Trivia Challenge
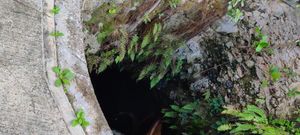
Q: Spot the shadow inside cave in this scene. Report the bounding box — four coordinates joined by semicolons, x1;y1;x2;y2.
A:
90;66;163;135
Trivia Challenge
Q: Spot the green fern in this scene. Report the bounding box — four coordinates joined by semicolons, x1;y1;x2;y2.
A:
218;105;299;135
141;34;151;49
128;35;139;61
152;23;162;42
137;64;156;81
115;29;128;63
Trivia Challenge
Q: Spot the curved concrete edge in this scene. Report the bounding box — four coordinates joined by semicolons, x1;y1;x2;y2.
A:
43;0;86;134
52;0;113;134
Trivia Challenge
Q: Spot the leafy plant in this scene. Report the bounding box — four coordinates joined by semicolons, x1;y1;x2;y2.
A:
218;105;300;135
50;31;64;37
162;101;204;134
208;97;224;115
143;13;151;24
92;27;184;88
72;109;90;128
269;66;281;81
52;66;75;92
169;0;181;9
296;40;300;46
254;27;270;52
227;0;245;22
51;6;60;15
87;3;186;89
97;23;115;44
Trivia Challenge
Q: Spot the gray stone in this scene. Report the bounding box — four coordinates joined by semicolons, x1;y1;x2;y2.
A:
215;16;238;33
245;60;255;68
190;78;211;92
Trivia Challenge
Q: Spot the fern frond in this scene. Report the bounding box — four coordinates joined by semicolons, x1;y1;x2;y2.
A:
115;29;128;63
141;34;151;49
138;64;156;81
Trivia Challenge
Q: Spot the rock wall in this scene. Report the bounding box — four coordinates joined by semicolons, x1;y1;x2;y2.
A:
181;0;300;118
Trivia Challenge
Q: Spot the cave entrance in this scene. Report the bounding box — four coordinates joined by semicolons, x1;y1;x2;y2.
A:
90;65;165;135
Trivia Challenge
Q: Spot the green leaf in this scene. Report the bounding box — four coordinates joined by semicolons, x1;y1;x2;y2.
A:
141;34;150;49
150;76;161;88
76;110;84;118
296;117;300;123
71;119;79;127
51;6;60;15
108;8;117;14
230;123;256;133
237;112;255;121
50;31;64;37
217;124;232;131
182;103;195;111
137;64;156;80
203;90;211;101
169;125;177;129
55;79;62;87
256;41;269;52
246;105;266;119
163;111;176;118
170;105;180;111
52;66;61;74
130;53;135;61
270;66;281;81
81;120;90;128
64;71;75;80
62;79;70;85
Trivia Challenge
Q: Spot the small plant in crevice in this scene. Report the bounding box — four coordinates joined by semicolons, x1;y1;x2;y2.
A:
253;27;270;53
143;12;151;24
227;0;245;22
269;66;281;81
218;105;300;135
52;66;75;92
72;109;90;128
50;31;64;37
50;5;60;15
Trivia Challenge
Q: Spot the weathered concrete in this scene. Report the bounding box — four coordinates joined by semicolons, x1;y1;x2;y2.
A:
55;0;112;134
0;0;111;134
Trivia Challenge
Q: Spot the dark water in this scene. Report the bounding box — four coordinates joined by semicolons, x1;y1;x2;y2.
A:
90;66;163;135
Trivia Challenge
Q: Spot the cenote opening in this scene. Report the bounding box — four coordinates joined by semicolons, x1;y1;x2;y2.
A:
90;65;171;135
